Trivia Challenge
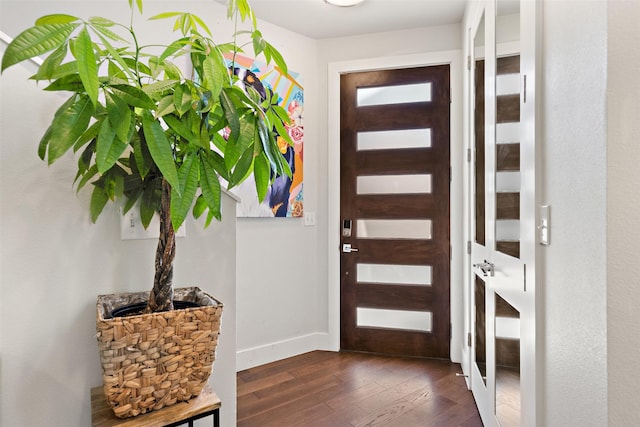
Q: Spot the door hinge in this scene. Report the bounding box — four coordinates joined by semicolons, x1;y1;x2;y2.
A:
449;165;452;182
523;74;527;103
467;55;471;71
450;245;453;260
450;323;452;340
467;241;471;255
467;332;472;347
467;148;471;163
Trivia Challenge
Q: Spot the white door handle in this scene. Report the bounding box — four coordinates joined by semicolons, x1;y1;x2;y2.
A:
473;260;494;277
342;243;359;253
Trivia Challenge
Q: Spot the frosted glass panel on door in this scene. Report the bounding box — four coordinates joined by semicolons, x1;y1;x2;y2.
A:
357;219;432;239
357;308;432;332
357;174;432;194
357;128;432;151
497;73;520;95
357;83;432;106
496;219;520;241
497;122;519;144
496;171;520;192
496;316;521;339
357;263;432;286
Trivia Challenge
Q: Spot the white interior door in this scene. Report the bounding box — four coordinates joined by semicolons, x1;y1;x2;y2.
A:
468;3;492;420
467;0;539;426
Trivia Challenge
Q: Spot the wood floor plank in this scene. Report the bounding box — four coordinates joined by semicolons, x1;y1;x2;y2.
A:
237;350;482;426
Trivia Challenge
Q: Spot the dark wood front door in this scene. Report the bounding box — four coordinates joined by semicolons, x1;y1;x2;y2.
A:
339;65;451;359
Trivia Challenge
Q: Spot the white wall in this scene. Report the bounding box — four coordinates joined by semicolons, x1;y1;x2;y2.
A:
0;2;238;425
607;1;640;425
541;0;608;425
233;21;322;370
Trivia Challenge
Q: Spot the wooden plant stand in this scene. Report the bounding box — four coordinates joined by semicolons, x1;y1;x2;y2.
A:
91;384;221;427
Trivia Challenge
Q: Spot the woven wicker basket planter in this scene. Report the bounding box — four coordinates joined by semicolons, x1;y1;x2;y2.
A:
95;287;223;419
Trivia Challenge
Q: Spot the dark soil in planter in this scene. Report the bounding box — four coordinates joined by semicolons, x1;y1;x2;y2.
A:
109;300;200;318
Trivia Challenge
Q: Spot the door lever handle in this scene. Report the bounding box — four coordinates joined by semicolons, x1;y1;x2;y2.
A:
473;260;494;277
342;243;359;253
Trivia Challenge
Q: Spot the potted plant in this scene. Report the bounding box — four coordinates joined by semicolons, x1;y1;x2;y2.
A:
1;0;292;418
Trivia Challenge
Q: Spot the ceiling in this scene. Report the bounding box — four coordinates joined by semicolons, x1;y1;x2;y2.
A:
219;0;468;39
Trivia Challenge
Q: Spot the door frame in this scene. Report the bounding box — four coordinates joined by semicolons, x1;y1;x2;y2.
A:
327;50;463;362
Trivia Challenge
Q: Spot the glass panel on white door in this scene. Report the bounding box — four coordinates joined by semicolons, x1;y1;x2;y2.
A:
495;292;521;427
357;83;432;106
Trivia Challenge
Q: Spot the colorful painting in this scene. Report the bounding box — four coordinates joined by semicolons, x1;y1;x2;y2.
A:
226;54;304;218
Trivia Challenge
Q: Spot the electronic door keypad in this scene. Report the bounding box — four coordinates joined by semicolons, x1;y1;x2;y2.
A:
342;219;352;237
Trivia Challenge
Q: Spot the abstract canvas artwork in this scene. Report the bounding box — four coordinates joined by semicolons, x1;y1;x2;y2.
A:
226;54;304;218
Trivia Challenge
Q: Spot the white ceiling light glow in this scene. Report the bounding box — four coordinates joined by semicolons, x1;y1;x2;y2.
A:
325;0;366;7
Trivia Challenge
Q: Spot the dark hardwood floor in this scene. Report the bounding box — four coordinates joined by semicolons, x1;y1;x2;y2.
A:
237;350;483;426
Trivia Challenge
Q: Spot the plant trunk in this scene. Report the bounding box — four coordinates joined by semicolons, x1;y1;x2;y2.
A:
146;178;175;312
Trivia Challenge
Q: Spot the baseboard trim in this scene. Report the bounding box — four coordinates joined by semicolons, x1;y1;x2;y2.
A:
236;332;330;371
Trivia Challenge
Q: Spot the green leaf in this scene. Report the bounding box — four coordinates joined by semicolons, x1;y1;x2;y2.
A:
253;151;270;202
252;30;266;57
90;22;128;43
199;153;222;220
88;17;116;27
192;194;208;219
74;27;99;106
90;185;109;223
264;42;288;76
220;87;240;140
141;111;180;192
272;112;292;148
122;182;141;215
76;137;95;172
2;23;79;72
170;153;199;230
140;179;159;228
162;60;183;80
271;104;292;125
73;118;102;152
142;79;179;95
191;14;212;37
173;84;192;116
96;116;128;174
155;95;176;118
110;84;156;109
36;14;80;25
76;164;99;193
33;41;67;81
132;131;152;179
37;61;78;81
208;148;230;181
38;126;53;161
237;0;253;23
160;38;190;61
47;94;95;164
202;55;224;100
93;32;136;81
256;118;277;169
43;74;85;92
149;11;183;21
163;114;195;141
105;91;132;142
230;145;254;188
